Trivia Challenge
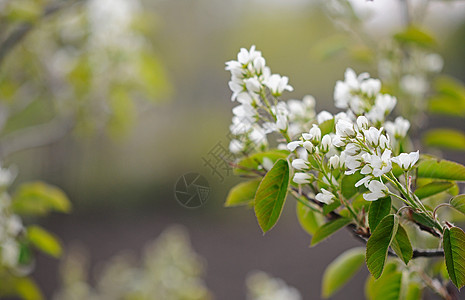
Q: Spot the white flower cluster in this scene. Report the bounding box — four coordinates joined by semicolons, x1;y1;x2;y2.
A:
226;46;315;154
246;271;302;300
288;69;421;203
0;165;22;269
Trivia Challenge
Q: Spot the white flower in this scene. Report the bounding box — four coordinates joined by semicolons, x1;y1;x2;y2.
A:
366;94;397;123
329;155;340;169
265;74;293;95
335;119;355;138
262;158;274;171
344;143;360;156
292;159;309;170
288;96;315;120
392;151;419;170
400;75;428;96
303;125;321;144
273;102;289;130
320;135;332;153
250;126;268;146
0;166;14;188
385;117;410;139
2;239;19;267
425;53;443;73
363;127;383;147
229;139;244;154
363;180;388;201
237;45;261;65
360;149;392;177
244;77;262;93
315;188;335;205
356;116;369;131
317;111;333;124
303;141;315;153
287;141;302;152
293;173;312;184
360;78;381;97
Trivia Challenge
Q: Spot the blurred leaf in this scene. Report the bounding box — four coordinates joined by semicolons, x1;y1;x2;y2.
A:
394;26;436;48
443;226;465;290
365;267;403;300
234;150;288;175
405;282;422;300
27;225;62;258
423;129;465;151
368;196;391;232
311;35;349;60
6;1;42;23
14;277;44;300
322;200;341;215
414;181;454;199
320;118;335;136
417;155;465;181
321;247;365;298
391;224;413;265
311;217;351;246
254;159;289;233
12;181;71;216
225;179;260;207
450;195;465;215
296;201;323;236
429;76;465;116
138;51;172;100
366;214;399;279
107;87;135;138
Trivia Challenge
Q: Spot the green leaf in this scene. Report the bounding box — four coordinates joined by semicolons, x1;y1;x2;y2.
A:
341;172;367;199
254;159;290;233
320;118;335;136
393;26;436;48
450;195;465;215
429;76;465;117
368;196;391;232
423;129;465;151
235;150;288;175
225;179;260;207
414;181;454;199
417;156;465;181
366;269;403;300
405;282;422;300
311;218;351;246
12;182;71;216
14;277;44;300
27;226;62;258
366;214;399;279
443;226;465;290
322;247;365;298
322;200;341;215
391;224;413;265
296;202;323;236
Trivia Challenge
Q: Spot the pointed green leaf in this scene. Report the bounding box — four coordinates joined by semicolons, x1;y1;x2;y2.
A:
368;196;391;231
405;282;422;300
341;172;367;199
414;181;454;199
235;150;288;175
365;269;403;300
12;182;71;216
322;247;365;298
423;129;465;151
296;202;323;236
322;200;341;215
225;179;260;207
27;225;62;258
391;224;413;265
450;195;465;215
319;118;335;136
366;214;399;279
393;26;436;48
254;159;289;233
417;156;465;181
443;226;465;290
311;217;351;246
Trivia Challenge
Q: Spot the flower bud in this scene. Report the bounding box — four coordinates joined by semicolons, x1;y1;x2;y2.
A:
356;116;369;130
329;155;340;169
336;119;355;138
293;173;313;184
292;159;309;170
303;141;315;154
309;124;322;144
320;135;332;153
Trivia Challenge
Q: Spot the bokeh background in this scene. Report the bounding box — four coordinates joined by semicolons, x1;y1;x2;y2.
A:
2;0;465;298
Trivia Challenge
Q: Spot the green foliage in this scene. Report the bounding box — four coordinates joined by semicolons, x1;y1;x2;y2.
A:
443;226;465;290
321;247;365;298
365;263;403;300
414;181;455;199
405;282;422;300
234;150;288;175
391;224;413;265
450;194;465;215
27;225;62;258
428;76;465;117
0;275;44;300
393;26;436;48
225;179;261;207
296;202;323;236
254;159;290;233
423;129;465;151
341;172;366;199
12;181;71;216
417;156;465;181
319;118;335;136
366;214;399;279
311;218;351;246
368;196;391;232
